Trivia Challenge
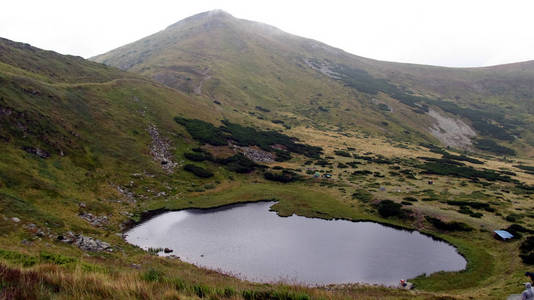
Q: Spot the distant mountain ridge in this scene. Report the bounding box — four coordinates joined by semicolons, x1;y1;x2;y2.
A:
92;10;534;157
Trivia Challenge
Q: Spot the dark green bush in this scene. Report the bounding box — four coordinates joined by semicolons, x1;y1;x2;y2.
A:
274;150;292;162
175;117;323;158
184;164;213;178
346;161;361;168
420;160;515;183
442;153;484;164
520;236;534;265
255;106;270;112
216;154;259;173
514;165;534;174
184;151;213;162
352;170;372;176
334;150;351;157
425;216;473;231
474;139;516;156
376;200;407;218
264;171;299;183
446;200;491;210
174;117;227;146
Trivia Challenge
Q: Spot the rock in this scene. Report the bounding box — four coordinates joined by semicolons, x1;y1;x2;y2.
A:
74;234;112;252
164;248;173;253
57;232;111;252
11;217;20;223
79;202;86;209
131;263;141;269
148;124;177;172
22;146;50;159
79;213;109;227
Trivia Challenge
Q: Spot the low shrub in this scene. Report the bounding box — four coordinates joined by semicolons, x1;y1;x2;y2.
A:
442;153;484;164
217;154;260;173
184;164;214;178
474;139;516;156
184;151;213;162
425;216;472;231
334;150;351;157
520;236;534;265
264;171;299;183
352;170;372;176
376;200;407;218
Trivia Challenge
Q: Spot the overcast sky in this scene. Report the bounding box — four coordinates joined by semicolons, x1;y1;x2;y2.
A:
1;0;533;67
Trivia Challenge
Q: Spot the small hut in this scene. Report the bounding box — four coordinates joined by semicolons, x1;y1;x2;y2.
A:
493;230;514;241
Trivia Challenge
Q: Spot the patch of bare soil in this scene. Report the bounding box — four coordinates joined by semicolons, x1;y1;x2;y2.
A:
427;109;476;149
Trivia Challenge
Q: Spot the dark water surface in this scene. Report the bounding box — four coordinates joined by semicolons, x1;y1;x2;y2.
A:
126;201;466;285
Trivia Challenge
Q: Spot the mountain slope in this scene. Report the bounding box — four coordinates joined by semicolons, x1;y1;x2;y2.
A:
0;37;453;299
92;10;534;157
3;35;534;299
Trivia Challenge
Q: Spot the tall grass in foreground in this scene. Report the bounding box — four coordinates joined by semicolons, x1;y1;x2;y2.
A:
0;261;459;300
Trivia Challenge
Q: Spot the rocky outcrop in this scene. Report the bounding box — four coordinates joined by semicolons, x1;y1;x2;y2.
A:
58;232;112;252
234;145;274;162
148;124;176;172
22;146;50;158
79;213;109;227
427;109;477;149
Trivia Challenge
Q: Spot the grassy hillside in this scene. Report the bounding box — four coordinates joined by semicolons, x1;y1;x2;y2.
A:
92;10;534;157
2;21;534;299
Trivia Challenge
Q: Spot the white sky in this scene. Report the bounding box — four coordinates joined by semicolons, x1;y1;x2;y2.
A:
1;0;533;67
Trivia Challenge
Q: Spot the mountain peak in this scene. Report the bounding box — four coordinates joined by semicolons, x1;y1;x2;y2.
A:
166;9;234;29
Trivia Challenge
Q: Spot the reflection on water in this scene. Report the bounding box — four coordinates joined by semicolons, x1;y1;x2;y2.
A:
126;201;466;285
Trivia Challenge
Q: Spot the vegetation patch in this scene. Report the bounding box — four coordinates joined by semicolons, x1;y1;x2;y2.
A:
425;216;473;232
514;164;534;175
352;189;373;202
242;289;310;300
183;164;214;178
419;160;515;183
264;170;299;183
174;117;227;146
474;139;516;156
442;153;483;164
334;150;351;157
175;117;322;158
520;236;534;265
445;200;493;211
184;151;213;162
216;154;261;173
376;200;409;218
